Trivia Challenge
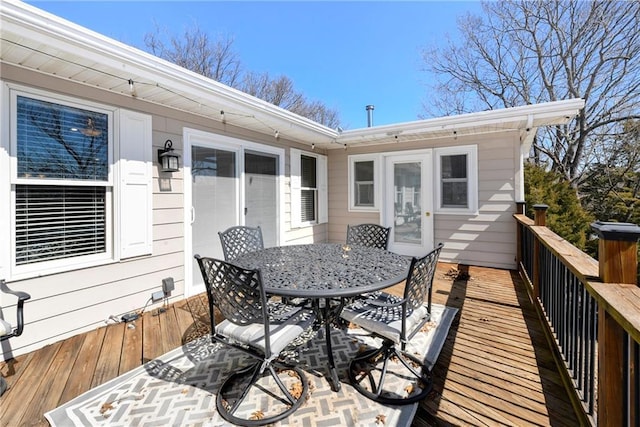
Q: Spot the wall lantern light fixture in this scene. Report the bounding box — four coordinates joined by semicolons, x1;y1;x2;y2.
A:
158;139;180;172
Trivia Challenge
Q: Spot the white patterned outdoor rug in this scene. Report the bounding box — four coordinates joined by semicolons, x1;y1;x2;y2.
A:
46;304;457;427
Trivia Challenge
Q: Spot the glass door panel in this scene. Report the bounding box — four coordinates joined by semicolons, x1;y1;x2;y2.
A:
384;152;433;256
393;162;422;245
191;146;238;291
244;151;278;248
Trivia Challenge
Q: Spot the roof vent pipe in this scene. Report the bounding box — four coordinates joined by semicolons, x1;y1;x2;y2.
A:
366;105;375;127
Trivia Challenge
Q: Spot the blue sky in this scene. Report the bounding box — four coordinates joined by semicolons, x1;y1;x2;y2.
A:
27;1;483;129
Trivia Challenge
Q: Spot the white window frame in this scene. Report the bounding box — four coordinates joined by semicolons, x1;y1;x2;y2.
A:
348;154;380;212
434;145;478;215
290;148;327;228
3;83;152;280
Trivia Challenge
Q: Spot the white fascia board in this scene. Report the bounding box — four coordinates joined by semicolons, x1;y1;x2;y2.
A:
338;99;585;143
1;0;337;141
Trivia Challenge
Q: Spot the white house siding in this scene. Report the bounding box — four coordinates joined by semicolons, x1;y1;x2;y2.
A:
0;64;323;360
327;132;518;270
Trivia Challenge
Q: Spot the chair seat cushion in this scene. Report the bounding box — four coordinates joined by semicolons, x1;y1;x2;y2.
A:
0;318;12;337
217;306;316;356
341;292;430;345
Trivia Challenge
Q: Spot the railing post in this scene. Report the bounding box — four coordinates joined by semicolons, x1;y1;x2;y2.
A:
591;221;640;426
532;204;548;300
516;202;526;268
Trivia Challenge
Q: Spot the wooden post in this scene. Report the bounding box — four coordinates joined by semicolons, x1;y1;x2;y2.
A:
591;221;640;426
532;204;548;300
515;202;526;268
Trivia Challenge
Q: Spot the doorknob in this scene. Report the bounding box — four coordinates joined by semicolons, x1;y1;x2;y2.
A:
425;211;431;217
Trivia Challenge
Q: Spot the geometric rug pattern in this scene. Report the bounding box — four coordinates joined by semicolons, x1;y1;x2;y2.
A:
46;304;457;427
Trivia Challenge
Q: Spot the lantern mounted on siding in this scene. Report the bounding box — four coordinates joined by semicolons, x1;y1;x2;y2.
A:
158;139;180;172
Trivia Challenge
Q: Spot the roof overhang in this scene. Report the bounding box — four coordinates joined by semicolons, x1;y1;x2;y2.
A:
1;0;585;149
335;98;585;149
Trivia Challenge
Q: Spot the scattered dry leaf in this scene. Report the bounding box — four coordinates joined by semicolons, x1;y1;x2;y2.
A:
348;322;358;329
249;410;265;420
376;414;387;424
444;267;471;281
220;399;231;411
100;402;114;415
290;381;304;399
405;383;415;396
357;344;369;354
420;321;436;332
181;388;189;394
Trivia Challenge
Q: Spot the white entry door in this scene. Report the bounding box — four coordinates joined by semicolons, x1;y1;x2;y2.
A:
184;130;283;296
384;152;434;257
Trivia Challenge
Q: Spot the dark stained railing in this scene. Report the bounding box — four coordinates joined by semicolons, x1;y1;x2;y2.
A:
515;203;640;427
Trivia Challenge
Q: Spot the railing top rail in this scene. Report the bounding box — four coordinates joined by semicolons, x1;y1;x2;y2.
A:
514;213;534;227
522;222;599;282
588;281;640;344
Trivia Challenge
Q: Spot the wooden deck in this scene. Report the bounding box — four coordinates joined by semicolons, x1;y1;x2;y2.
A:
0;263;579;426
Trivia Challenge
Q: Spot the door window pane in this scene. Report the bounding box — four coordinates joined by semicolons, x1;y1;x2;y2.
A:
245;152;278;247
191;146;238;263
393;162;421;245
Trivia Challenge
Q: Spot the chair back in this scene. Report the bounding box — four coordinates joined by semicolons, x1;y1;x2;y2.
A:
218;225;264;261
346;223;391;249
0;279;31;341
194;256;267;327
404;243;443;313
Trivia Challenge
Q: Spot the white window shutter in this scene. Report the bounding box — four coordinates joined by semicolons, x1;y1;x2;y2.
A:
118;110;153;258
290;148;301;228
318;154;328;224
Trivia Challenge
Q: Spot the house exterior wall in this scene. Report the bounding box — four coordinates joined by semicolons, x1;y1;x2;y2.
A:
327;132;518;270
0;63;326;360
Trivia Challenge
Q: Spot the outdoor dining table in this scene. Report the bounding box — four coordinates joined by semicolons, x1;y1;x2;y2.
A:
233;242;412;392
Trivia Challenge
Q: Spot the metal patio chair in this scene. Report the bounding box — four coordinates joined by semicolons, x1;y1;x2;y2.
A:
194;255;316;426
1;279;31;396
218;225;264;261
346;223;391;250
340;243;443;405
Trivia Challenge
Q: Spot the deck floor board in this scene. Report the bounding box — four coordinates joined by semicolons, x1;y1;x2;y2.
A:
0;263;580;426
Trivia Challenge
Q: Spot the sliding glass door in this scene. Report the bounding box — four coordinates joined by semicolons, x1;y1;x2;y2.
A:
185;130;282;296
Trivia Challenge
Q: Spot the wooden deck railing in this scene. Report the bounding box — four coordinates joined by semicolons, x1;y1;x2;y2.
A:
515;203;640;427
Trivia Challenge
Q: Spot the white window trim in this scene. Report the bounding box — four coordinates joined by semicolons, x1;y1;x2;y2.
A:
290;148;327;228
434;144;478;215
348;154;381;212
3;83;152;281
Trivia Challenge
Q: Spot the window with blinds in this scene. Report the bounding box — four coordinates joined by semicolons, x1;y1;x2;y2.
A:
15;185;107;265
14;95;110;265
300;155;317;222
